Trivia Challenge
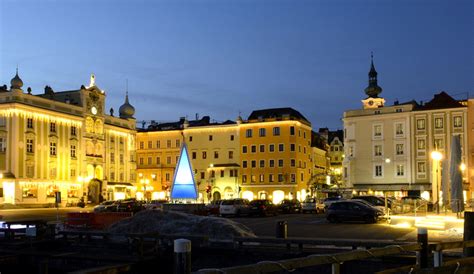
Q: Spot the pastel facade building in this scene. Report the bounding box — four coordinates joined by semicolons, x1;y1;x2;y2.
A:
0;72;137;206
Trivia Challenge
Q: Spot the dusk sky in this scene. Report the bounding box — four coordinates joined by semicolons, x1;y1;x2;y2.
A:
1;0;472;129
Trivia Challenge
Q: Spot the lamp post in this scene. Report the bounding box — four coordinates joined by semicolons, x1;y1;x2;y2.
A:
431;151;443;214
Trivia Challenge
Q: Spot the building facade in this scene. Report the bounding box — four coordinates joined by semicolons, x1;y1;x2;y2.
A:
343;58;469;202
0;72;137;206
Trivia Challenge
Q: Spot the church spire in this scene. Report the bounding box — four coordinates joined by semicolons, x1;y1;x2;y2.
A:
364;52;382;98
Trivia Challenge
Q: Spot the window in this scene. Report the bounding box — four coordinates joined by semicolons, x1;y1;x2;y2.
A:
228;151;233;159
140;142;144;149
148;141;152;148
192;152;197;159
374;145;382;156
26;139;34;153
417;139;426;150
167;156;171;164
167;140;171;148
176;140;180;147
50;142;57;156
166;173;170;181
201;172;205;179
110;137;115;143
71;126;76;136
269;160;275;167
278;174;284;182
156;156;161;164
303;131;306;138
374;165;383;177
259;128;266;137
148;157;152;165
156;140;160;148
269;144;275;152
209;135;213;141
251;160;256;168
259;145;265;153
269;174;274;182
251;175;256;183
139;157;144;165
220;170;224;178
434;138;444;150
396;144;404;155
242;161;247;168
435;117;444;129
176;156;179;163
23;183;38;198
395;123;404;136
242;146;248;153
396;108;402;113
290;144;295;152
416;119;425;130
454;116;462;128
278;159;283;167
273;127;280;136
110;152;115;163
27;118;33;129
70;145;76;158
259;174;264;182
291;174;296;183
396;164;405;176
189;136;193;142
26;165;34;178
242;175;247;183
246;129;252;138
251;145;256;153
230;135;234;141
373;125;382;138
119;137;123;144
50;122;56;133
202;151;207;159
417;162;426;173
260;160;265;168
0;137;5;152
290;126;295;135
291;159;295;167
278;144;284;152
214;151;219;159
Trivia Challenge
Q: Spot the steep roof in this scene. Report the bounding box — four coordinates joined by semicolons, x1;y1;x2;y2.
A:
247;107;310;124
416;91;464;110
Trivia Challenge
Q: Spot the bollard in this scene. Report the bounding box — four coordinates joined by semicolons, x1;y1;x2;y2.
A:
174;239;191;274
276;221;288;239
416;228;428;268
464;212;474;257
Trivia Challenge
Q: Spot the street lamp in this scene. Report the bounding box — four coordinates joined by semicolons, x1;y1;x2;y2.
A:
431;151;443;214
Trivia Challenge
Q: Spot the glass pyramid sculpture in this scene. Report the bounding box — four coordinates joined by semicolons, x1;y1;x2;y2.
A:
170;143;198;199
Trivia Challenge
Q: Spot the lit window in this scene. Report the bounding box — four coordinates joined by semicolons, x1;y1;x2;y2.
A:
416;119;425;130
70;145;76;158
50;142;57;156
417;139;425;150
50;122;56;133
27;118;33;129
454;116;462;128
417;162;426;173
395;123;404;136
435;118;443;129
396;164;405;176
71;126;76;136
396;144;404;155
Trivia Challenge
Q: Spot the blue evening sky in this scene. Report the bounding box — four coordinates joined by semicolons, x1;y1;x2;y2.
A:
0;0;472;129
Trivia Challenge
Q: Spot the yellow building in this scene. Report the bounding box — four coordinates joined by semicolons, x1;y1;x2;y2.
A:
239;108;313;203
0;71;137;206
136;116;239;202
343;57;468;202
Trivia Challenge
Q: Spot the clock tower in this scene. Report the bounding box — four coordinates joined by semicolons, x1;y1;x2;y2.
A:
361;53;385;109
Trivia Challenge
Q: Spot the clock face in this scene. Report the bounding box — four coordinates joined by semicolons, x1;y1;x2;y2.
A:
368;100;374;106
91;106;98;115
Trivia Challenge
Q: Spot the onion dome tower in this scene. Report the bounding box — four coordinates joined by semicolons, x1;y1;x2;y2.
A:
361;53;385;109
119;91;135;119
10;68;23;91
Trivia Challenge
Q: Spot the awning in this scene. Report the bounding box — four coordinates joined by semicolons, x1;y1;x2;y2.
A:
353;183;431;191
107;182;134;187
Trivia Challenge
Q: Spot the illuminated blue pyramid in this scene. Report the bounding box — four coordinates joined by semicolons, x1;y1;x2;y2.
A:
171;143;197;199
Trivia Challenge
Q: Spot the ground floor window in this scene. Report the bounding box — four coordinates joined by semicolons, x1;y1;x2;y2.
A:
68;185;80;198
22;183;38;198
46;184;59;197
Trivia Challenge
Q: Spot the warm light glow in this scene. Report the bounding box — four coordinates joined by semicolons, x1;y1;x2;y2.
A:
0;109;82;127
114;192;126;200
326;175;331;185
394;222;412;229
242;191;254;201
460;163;466;172
421;191;431;201
272;190;285;204
431;151;443;161
385;158;391;164
77;176;83;183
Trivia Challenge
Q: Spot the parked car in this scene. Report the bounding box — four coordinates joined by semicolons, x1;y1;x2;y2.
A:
144;199;168;210
205;199;222;216
220;199;250;217
323;197;344;208
249;199;278;216
278;199;302;213
116;200;145;213
301;197;325;213
93;200;116;212
326;200;384;224
352;195;391;209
